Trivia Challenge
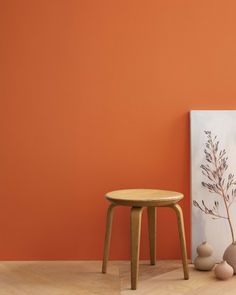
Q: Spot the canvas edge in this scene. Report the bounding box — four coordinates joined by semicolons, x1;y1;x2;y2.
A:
189;110;194;263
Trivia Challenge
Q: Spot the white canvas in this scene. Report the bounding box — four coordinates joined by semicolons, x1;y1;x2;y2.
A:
191;110;236;261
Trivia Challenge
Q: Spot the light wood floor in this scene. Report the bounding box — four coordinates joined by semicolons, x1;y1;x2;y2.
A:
0;260;236;294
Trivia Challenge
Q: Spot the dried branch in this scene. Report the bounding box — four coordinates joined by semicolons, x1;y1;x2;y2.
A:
193;130;236;243
193;200;227;219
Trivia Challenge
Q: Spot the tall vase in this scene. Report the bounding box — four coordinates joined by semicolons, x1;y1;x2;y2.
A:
223;242;236;274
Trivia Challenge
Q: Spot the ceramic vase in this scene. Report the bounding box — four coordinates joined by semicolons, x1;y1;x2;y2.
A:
194;241;215;271
223;242;236;274
214;261;234;280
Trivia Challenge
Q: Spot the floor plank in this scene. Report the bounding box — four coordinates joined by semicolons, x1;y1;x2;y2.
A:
0;261;120;295
0;260;235;294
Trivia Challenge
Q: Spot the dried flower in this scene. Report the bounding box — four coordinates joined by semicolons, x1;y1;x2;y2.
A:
193;131;236;243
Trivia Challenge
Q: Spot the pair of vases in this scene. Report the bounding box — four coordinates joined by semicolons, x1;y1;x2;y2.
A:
194;241;236;280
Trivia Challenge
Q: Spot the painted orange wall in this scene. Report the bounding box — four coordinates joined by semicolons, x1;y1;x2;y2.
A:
1;0;236;260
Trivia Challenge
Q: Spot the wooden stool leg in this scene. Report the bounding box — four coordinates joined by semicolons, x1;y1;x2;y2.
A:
102;204;116;273
130;207;143;290
172;204;189;280
147;207;156;265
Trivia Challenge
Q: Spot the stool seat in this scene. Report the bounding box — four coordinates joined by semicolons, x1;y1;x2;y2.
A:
106;189;183;207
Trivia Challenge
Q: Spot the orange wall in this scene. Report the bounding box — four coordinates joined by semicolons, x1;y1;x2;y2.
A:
1;0;236;260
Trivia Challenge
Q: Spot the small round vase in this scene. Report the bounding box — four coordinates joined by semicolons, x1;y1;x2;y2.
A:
194;241;215;271
197;241;213;257
194;256;215;271
223;242;236;274
214;261;234;280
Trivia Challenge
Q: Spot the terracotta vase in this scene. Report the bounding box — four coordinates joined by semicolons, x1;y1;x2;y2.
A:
194;241;215;271
223;242;236;274
214;261;234;280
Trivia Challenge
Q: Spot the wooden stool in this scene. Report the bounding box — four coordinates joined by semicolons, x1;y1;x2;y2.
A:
102;189;189;290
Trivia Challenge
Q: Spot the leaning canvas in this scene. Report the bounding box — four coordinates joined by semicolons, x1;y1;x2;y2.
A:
191;110;236;261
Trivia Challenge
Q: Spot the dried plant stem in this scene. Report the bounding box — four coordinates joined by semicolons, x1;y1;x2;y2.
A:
210;137;235;243
193;203;227;219
193;130;236;244
222;189;235;243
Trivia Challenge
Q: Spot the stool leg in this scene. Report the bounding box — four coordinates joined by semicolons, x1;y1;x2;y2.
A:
172;204;189;280
147;207;156;265
102;204;116;273
130;207;143;290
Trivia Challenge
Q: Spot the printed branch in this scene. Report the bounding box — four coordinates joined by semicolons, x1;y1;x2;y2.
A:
193;131;236;243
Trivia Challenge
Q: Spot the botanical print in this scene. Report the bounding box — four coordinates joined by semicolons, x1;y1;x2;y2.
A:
193;131;236;243
191;111;236;261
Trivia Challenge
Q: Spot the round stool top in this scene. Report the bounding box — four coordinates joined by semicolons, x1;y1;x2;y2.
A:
105;189;183;207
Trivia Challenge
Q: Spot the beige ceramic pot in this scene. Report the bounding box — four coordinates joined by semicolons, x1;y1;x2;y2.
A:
194;242;215;271
214;261;234;280
223;242;236;274
194;256;215;271
197;241;213;257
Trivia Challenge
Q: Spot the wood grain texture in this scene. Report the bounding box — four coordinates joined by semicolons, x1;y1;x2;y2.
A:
105;189;183;207
102;189;189;289
130;207;143;290
1;261;236;294
102;204;116;273
147;206;156;265
0;261;120;295
171;204;189;280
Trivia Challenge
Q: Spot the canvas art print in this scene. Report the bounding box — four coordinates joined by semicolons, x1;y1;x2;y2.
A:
191;110;236;261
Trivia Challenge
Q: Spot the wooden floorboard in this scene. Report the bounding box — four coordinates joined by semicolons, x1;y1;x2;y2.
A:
0;260;235;294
